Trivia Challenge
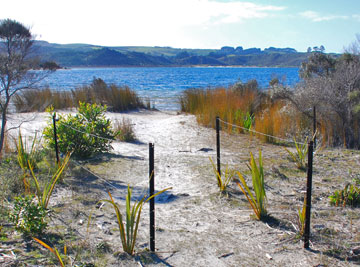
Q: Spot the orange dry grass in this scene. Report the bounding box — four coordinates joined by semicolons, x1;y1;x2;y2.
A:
181;87;258;130
254;101;291;142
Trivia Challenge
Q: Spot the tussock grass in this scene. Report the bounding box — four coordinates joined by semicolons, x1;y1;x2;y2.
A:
113;118;136;142
180;81;260;130
180;82;311;144
13;78;145;113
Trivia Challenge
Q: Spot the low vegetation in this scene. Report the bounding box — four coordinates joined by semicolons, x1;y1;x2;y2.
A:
329;183;360;207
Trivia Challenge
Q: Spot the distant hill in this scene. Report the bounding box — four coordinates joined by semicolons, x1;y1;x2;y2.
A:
33;41;312;68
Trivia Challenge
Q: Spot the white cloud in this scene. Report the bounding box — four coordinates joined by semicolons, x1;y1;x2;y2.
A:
353;14;360;21
0;0;285;46
300;10;348;22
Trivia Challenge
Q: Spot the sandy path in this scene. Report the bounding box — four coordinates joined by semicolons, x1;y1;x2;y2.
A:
6;110;359;266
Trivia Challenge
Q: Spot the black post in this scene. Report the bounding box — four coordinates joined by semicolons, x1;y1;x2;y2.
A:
149;143;155;252
53;113;60;165
304;141;314;249
216;116;221;176
313;106;317;149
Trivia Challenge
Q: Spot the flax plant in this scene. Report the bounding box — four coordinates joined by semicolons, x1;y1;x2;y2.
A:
29;153;71;209
16;130;39;170
236;150;268;220
209;157;235;193
88;185;171;255
16;130;40;193
285;136;309;170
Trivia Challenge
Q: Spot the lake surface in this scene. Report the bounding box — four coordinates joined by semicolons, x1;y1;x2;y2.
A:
40;67;300;111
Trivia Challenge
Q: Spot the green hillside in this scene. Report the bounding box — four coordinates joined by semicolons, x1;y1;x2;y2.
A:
33;41;311;67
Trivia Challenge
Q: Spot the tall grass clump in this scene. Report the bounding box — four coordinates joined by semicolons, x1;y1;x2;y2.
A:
236;150;268;220
13;88;74;112
13;78;145;112
180;80;260;130
71;78;144;112
113;118;136;142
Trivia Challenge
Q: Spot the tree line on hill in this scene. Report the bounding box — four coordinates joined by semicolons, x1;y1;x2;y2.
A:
33;41;321;68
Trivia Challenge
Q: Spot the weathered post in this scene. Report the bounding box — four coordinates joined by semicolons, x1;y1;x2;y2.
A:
149;143;155;252
304;141;314;249
313;106;317;149
216;116;221;176
53;112;60;165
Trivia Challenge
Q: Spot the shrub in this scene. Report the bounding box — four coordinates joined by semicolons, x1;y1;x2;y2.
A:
8;195;48;235
43;102;116;158
329;183;360;207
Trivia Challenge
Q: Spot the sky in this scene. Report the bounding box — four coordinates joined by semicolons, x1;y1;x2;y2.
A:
1;0;359;53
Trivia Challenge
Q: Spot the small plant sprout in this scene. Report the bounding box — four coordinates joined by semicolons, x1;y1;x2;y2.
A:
88;185;172;255
297;198;306;237
209;157;235;193
33;238;67;267
236;150;268;220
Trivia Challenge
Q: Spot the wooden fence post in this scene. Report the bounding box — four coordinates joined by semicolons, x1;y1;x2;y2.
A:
313;106;317;149
216;116;221;176
149;143;155;252
304;141;314;249
53;112;60;165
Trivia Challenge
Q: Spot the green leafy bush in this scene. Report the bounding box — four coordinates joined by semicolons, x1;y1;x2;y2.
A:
8;195;48;235
329;183;360;207
43;102;116;158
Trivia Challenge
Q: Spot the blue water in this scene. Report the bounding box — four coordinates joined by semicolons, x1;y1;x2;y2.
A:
40;67;300;111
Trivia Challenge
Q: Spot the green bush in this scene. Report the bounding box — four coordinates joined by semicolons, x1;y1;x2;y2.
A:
43;102;116;158
8;195;48;235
